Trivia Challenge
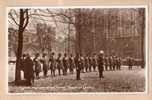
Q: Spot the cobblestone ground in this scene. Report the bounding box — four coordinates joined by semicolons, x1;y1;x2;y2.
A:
8;66;145;93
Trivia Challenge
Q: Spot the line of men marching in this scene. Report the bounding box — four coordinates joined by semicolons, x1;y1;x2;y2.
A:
20;50;133;86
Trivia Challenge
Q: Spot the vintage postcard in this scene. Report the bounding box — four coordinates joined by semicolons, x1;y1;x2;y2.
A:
7;6;148;94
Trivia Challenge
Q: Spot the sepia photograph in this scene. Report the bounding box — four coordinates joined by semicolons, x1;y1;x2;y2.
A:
7;6;147;93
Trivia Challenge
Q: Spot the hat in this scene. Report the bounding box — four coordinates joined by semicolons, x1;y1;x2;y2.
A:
99;50;104;54
26;53;30;57
23;53;26;57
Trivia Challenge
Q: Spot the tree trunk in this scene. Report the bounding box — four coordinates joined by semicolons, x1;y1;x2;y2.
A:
141;9;145;68
15;9;27;85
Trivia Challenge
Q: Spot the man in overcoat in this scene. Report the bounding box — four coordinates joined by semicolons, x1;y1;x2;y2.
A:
56;53;62;75
75;53;81;80
41;53;48;77
69;54;75;74
92;53;97;71
49;52;56;76
24;54;34;86
62;53;68;75
33;53;42;79
97;50;104;79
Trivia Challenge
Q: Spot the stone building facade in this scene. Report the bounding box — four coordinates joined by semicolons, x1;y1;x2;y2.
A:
75;8;145;59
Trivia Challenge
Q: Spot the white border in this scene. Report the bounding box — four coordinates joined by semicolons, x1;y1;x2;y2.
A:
6;5;148;95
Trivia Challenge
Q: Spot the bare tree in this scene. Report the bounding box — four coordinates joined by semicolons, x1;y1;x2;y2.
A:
9;9;29;84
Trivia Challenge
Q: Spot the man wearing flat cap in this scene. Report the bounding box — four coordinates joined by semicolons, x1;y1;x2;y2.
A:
97;50;104;79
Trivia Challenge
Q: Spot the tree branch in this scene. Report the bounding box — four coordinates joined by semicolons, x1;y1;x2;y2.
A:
23;9;29;30
9;12;19;26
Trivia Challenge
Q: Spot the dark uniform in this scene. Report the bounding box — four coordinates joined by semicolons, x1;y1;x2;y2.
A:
62;53;68;75
112;56;116;70
109;56;113;71
41;54;48;77
33;54;42;79
118;57;121;70
115;57;120;70
24;55;34;86
128;57;133;70
85;56;89;72
97;53;104;78
75;53;81;80
49;53;56;76
80;54;85;73
88;56;93;72
92;54;97;71
105;57;109;71
69;54;75;74
56;53;62;75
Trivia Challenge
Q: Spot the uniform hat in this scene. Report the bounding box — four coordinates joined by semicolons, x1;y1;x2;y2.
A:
43;53;46;56
26;53;30;57
23;53;26;57
52;52;55;55
35;53;39;57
